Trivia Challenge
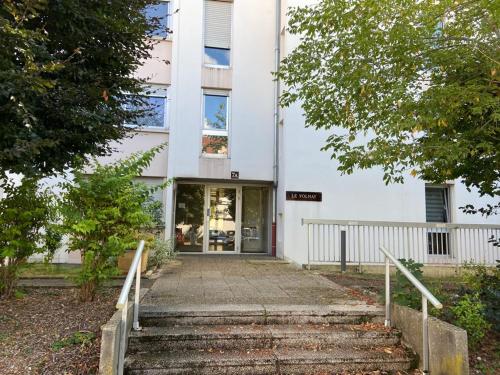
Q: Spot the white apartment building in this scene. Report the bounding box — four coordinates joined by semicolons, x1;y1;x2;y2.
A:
53;0;500;266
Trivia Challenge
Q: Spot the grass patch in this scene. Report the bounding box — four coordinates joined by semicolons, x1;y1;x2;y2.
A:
14;290;27;299
51;331;95;351
19;263;81;278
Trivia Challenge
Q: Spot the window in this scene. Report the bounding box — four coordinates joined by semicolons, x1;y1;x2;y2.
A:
425;186;449;223
202;90;229;156
125;87;168;129
425;186;450;255
204;0;232;66
145;1;170;38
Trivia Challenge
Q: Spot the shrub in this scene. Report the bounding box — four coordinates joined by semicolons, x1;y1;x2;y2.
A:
461;262;500;331
392;258;424;310
451;293;491;348
148;238;176;269
60;144;168;301
0;178;59;298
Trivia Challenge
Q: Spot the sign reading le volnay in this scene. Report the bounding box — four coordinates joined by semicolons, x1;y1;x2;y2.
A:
286;191;322;202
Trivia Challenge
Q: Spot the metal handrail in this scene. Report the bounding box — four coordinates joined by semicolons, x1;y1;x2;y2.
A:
380;245;442;374
116;240;145;375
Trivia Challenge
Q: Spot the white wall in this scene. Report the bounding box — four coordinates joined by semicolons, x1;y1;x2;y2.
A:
230;0;275;181
91;132;169;177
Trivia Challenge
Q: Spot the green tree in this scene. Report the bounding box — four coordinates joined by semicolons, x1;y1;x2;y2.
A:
0;0;165;179
0;178;59;298
278;0;499;197
60;144;168;301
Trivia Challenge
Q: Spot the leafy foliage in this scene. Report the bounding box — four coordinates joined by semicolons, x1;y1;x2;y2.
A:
451;293;491;348
461;262;500;331
0;177;59;298
0;0;165;179
148;238;176;269
278;0;499;197
60;144;168;301
392;258;425;309
51;331;95;351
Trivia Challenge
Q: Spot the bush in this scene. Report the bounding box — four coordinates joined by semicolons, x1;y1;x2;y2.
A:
451;293;491;348
60;144;168;301
0;178;59;298
393;258;424;310
148;238;176;269
461;262;500;331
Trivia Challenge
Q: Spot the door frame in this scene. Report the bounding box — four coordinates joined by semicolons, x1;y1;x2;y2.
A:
203;184;242;253
174;181;272;255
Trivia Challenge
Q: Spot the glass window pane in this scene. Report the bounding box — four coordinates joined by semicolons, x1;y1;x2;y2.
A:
126;95;166;128
204;95;227;130
145;2;169;37
202;135;228;155
175;184;205;253
208;188;236;252
204;47;230;66
241;187;268;253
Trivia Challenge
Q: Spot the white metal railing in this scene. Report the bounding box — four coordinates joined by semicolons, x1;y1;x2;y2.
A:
302;219;500;269
381;245;443;374
116;240;145;375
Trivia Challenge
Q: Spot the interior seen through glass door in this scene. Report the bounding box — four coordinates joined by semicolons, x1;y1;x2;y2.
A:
174;184;204;252
208;187;236;252
241;186;268;253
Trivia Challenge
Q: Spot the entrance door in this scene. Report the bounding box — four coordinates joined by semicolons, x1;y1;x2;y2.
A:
174;184;205;253
206;186;240;252
241;186;268;253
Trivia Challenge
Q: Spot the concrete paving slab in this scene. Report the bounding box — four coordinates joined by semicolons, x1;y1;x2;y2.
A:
141;255;369;307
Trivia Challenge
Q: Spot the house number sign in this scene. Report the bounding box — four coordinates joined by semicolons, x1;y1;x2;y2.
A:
286;191;322;202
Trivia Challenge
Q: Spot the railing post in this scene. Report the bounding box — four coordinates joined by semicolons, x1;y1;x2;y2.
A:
307;224;311;270
385;256;391;327
117;300;128;375
340;230;347;272
133;254;142;331
422;295;429;374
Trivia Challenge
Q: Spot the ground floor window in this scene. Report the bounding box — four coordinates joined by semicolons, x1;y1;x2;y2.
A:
174;183;269;254
425;185;450;256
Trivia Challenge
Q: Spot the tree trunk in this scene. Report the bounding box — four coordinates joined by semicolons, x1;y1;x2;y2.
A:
0;263;19;299
79;279;97;302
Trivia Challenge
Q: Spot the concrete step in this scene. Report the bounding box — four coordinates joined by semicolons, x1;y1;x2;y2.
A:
125;346;414;375
128;323;401;352
139;304;385;327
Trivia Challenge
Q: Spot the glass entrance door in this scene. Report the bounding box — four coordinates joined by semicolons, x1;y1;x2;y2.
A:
241;187;268;253
174;184;205;252
207;187;238;252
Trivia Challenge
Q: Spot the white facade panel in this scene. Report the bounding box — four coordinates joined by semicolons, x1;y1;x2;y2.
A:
230;0;275;181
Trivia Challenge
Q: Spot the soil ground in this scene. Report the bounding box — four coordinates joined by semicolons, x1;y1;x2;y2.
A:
322;271;500;375
0;287;118;375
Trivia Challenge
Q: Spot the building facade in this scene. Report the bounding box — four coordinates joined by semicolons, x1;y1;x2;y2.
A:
47;0;499;266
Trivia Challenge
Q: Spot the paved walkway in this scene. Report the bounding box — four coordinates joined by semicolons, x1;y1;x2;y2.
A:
142;255;361;306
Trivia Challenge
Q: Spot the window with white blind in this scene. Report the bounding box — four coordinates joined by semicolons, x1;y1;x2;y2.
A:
425;186;451;256
204;0;232;67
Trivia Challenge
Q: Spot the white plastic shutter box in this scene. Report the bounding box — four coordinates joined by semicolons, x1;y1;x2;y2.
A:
204;0;232;50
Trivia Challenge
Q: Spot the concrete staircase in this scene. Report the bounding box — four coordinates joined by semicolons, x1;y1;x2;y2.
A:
125;304;416;374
